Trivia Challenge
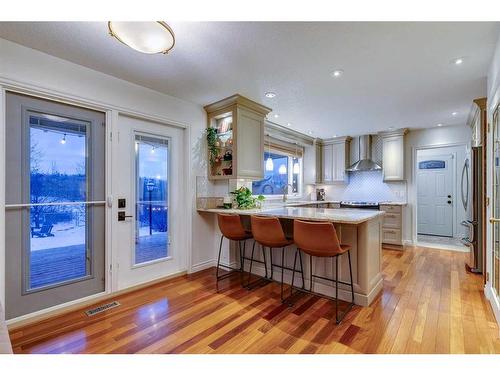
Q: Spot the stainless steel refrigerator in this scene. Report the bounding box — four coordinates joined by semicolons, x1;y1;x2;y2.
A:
461;146;483;273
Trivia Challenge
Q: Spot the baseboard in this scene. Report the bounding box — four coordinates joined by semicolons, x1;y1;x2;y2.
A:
485;284;500;337
190;259;215;273
7;270;186;329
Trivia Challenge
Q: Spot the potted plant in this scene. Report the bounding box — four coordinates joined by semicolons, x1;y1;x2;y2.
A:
231;187;265;209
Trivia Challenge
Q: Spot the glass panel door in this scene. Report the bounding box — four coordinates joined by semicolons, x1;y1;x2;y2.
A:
5;92;105;320
134;134;169;265
493;106;500;298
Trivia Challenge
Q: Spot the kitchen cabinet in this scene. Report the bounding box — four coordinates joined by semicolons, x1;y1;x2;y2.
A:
380;129;408;181
204;94;271;180
317;136;350;184
380;204;403;248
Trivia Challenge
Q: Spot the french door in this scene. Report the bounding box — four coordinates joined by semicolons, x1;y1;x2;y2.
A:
492;105;500;301
114;115;186;290
4;92;106;320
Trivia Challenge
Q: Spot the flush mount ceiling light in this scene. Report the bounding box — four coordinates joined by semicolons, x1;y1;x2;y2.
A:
452;57;464;65
452;111;458;116
437;123;443;127
108;21;175;54
331;69;344;77
265;92;276;98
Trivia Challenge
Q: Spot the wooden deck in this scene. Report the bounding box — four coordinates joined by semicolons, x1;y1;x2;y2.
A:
9;246;500;354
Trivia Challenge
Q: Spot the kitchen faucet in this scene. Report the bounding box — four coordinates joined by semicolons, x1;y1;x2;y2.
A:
283;184;294;202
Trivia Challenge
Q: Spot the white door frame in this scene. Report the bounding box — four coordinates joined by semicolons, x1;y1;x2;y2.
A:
411;141;468;245
0;79;193;324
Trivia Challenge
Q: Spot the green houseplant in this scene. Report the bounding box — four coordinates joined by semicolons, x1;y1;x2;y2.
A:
206;128;218;166
231;187;265;209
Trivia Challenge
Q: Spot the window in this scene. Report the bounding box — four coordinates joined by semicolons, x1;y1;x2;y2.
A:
252;151;302;196
135;135;169;265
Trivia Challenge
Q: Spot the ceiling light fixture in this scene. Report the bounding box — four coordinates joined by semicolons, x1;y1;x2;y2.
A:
278;164;287;175
60;134;67;145
293;143;300;174
108;21;175;54
287;123;292;127
274;114;279;118
265;134;274;171
437;123;443;127
452;57;464;65
331;69;344;77
307;130;313;135
452;111;458;116
265;92;276;98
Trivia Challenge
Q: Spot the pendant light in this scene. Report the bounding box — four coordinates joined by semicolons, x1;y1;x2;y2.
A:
293;142;300;174
279;164;287;175
265;134;274;171
108;21;175;55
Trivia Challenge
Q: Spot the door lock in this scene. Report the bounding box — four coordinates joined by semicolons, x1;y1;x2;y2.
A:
118;211;133;221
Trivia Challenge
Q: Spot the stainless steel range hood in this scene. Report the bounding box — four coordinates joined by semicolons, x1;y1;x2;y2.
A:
346;135;382;172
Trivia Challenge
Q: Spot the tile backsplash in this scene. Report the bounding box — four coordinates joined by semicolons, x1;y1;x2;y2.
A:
322;170;406;202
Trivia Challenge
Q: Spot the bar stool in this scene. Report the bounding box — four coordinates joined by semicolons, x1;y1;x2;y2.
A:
292;219;354;324
216;214;253;290
250;215;304;301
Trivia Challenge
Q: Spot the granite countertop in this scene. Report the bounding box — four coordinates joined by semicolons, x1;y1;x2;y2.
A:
198;206;384;224
378;201;407;206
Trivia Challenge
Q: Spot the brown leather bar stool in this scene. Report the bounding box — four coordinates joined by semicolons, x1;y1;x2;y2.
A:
216;214;253;290
292;219;354;324
251;215;304;301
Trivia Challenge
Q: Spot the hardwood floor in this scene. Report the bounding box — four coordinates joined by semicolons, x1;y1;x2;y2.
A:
9;246;500;354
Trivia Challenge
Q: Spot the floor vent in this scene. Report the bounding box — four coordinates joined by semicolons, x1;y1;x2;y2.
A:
85;301;120;317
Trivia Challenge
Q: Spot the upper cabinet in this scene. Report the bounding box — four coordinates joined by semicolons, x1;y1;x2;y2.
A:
316;137;351;184
204;94;271;180
468;97;486;147
380;129;408;181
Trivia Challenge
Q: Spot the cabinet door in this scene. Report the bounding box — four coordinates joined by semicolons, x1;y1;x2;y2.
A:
383;135;404;181
236;108;264;179
322;144;333;183
332;142;346;182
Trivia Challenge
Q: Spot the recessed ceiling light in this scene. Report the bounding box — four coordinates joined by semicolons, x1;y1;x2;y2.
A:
333;134;338;138
437;123;443;127
331;69;344;78
108;21;175;54
452;57;464;65
452;111;458;116
265;92;276;98
307;130;313;135
287;122;292;127
274;114;279;118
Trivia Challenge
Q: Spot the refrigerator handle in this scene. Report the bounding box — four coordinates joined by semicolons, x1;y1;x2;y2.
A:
461;160;469;211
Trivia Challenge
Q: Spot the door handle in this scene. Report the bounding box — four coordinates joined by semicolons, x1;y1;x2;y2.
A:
490;217;500;223
118;211;133;221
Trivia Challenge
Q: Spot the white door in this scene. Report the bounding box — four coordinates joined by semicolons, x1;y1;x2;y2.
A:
417;154;454;237
114;115;187;290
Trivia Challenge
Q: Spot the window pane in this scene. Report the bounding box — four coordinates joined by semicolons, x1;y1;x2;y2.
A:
28;114;89;290
29;204;88;289
135;138;169;264
30;114;87;203
252;152;301;195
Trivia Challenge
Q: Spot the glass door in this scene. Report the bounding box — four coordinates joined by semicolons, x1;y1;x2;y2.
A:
5;93;106;320
493;106;500;298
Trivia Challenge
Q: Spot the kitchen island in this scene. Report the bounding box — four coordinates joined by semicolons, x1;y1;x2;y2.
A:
198;206;385;306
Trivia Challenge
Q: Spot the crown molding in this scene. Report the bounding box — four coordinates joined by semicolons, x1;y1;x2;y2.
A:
204;94;272;116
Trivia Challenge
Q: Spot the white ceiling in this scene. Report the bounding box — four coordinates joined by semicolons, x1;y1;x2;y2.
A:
0;22;498;138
